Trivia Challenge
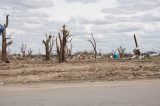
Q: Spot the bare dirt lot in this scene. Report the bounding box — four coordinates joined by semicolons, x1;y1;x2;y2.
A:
0;57;160;84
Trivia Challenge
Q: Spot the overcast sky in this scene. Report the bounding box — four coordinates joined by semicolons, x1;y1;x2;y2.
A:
0;0;160;54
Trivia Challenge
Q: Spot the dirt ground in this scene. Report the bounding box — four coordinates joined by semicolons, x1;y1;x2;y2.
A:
0;57;160;84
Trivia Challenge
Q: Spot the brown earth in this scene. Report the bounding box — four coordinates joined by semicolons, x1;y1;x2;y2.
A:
0;57;160;84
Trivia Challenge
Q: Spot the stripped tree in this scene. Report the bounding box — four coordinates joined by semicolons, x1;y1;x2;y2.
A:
0;15;11;63
117;46;126;58
43;33;55;61
56;25;72;62
66;37;73;58
133;34;141;56
88;33;98;60
20;43;27;58
56;36;61;62
27;48;33;58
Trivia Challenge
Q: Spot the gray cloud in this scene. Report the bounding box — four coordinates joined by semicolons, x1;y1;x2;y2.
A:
103;11;160;23
100;0;160;25
79;18;111;25
102;0;160;14
91;22;144;34
64;0;100;3
0;0;53;10
117;0;160;11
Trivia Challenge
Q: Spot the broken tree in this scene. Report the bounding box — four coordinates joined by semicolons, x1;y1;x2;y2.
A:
56;25;71;62
66;37;73;58
43;33;55;61
0;15;13;63
20;43;27;58
27;48;33;58
133;34;140;56
118;46;126;58
88;33;98;60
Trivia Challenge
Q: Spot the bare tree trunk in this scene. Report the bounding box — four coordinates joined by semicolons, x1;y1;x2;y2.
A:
45;43;50;60
88;33;98;60
1;15;9;63
2;28;7;62
56;25;71;62
118;46;126;58
134;34;138;48
43;34;54;61
61;25;68;62
27;49;33;58
56;36;62;62
20;43;27;59
133;34;141;56
68;38;73;59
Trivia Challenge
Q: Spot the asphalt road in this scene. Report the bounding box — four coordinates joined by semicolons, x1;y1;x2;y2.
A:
0;80;160;106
